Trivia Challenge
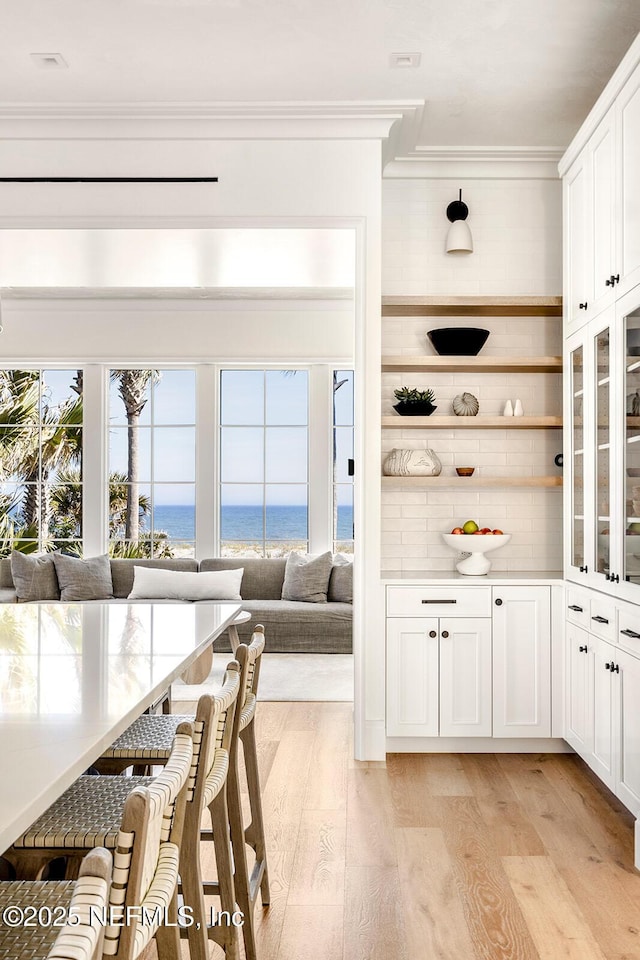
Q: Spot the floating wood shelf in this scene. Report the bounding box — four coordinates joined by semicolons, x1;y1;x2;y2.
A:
382;355;562;373
382;416;562;430
381;295;563;317
381;475;563;487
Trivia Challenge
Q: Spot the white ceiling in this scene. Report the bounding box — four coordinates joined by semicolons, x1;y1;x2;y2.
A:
2;0;640;148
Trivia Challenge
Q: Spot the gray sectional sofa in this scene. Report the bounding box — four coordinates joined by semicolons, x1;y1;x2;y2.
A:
0;555;353;654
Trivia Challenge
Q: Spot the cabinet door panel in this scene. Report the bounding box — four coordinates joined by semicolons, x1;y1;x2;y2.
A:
591;114;616;316
592;636;616;790
617;648;640;814
565;622;592;759
439;618;491;737
493;587;551;738
565;155;590;330
619;73;640;292
386;618;438;737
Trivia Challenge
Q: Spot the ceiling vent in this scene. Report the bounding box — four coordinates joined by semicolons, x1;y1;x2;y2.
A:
389;52;421;69
30;53;68;69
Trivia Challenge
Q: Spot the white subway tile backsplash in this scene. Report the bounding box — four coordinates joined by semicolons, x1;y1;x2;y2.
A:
380;177;563;573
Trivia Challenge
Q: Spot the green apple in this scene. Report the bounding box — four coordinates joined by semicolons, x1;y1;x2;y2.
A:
462;520;479;534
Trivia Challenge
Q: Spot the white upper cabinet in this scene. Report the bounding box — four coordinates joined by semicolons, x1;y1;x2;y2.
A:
565;151;591;332
617;67;640;297
562;35;640;334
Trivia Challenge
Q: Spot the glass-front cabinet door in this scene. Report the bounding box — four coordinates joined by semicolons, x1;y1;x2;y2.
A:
622;303;640;591
566;332;593;580
595;325;613;583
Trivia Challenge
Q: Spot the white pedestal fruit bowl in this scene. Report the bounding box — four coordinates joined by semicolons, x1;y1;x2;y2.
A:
441;533;512;576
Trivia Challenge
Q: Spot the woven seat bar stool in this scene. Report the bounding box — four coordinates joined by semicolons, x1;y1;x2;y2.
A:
0;846;112;960
3;728;193;960
93;626;270;960
3;725;193;915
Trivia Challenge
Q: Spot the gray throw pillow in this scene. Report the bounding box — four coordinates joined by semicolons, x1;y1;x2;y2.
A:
281;551;333;603
328;555;353;603
10;551;60;602
53;553;114;601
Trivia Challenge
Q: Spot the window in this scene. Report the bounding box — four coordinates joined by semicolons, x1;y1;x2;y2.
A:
108;369;196;558
0;369;83;556
333;370;354;554
220;370;309;557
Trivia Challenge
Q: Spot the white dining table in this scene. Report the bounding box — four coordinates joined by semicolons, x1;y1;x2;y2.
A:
0;600;241;853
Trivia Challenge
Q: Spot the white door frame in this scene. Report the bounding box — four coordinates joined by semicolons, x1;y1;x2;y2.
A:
0;213;377;760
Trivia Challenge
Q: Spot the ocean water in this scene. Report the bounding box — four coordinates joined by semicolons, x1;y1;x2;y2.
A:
153;504;354;542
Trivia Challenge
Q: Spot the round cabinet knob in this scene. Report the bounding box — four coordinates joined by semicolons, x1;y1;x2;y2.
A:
441;630;449;638
605;662;611;670
429;630;437;638
495;598;503;606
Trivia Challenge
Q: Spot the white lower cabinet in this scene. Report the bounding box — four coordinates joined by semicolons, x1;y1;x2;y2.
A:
565;622;592;758
564;611;640;816
492;586;551;738
386;616;491;737
386;584;552;741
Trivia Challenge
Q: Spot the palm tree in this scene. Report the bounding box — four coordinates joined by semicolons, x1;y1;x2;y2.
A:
110;370;157;542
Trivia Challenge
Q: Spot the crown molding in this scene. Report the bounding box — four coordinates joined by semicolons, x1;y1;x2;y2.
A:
384;145;564;179
0;100;424;142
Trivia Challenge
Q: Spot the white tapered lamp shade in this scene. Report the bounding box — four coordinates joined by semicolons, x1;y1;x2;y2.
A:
446;219;473;254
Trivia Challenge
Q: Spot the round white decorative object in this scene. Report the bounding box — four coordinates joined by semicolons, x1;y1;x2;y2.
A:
513;398;524;417
503;400;513;416
441;533;512;576
383;448;442;477
452;392;479;416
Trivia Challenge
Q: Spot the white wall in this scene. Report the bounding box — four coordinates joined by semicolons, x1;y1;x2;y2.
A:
2;299;354;362
381;177;563;572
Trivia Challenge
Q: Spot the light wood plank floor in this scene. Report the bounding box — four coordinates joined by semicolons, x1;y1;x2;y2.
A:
151;700;640;960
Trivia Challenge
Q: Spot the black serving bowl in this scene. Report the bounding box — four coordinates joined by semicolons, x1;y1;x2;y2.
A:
427;327;490;356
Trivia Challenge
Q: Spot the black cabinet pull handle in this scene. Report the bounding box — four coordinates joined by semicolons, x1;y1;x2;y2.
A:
579;645;587;652
621;628;640;639
592;615;609;624
614;274;620;284
613;663;620;673
579;565;588;573
421;599;457;604
441;631;449;638
568;604;584;612
429;630;437;638
495;598;503;606
606;277;614;286
613;573;620;583
579;302;588;309
605;662;611;670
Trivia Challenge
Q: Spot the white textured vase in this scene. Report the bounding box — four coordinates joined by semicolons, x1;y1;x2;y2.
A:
513;398;524;417
503;399;513;416
383;448;442;477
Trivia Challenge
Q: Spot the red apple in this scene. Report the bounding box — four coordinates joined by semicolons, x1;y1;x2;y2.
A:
451;527;464;534
492;528;504;535
480;527;491;534
473;530;484;534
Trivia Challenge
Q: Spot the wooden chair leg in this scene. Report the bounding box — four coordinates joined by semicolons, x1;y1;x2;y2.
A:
241;720;271;905
227;749;258;960
155;888;182;960
179;819;211;960
208;787;241;960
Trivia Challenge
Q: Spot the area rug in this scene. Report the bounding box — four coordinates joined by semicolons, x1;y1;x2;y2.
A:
172;653;354;702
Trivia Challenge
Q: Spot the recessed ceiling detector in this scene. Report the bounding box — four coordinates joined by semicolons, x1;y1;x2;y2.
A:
389;52;421;69
30;53;68;69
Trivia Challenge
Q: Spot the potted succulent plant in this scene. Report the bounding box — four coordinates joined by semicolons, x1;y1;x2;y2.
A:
393;386;437;416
